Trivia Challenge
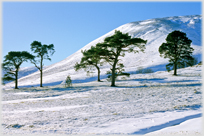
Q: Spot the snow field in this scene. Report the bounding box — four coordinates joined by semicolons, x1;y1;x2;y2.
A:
2;65;202;135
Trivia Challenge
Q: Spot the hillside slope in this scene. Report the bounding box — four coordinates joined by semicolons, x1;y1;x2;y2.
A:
3;15;202;88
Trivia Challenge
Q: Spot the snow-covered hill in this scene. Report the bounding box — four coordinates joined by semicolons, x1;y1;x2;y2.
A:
3;15;202;88
2;67;38;84
2;66;47;84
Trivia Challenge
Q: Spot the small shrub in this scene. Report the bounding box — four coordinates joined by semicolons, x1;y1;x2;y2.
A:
136;67;154;74
7;124;24;128
121;76;127;80
136;67;144;74
106;71;130;81
194;90;201;94
29;125;34;128
198;61;202;65
65;75;72;88
143;68;154;73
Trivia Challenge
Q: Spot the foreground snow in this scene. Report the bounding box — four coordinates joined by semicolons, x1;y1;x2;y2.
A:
146;116;202;135
2;65;202;135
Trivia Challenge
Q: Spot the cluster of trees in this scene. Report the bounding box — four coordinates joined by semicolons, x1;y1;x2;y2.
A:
75;30;196;87
75;30;147;86
3;29;196;89
2;41;55;89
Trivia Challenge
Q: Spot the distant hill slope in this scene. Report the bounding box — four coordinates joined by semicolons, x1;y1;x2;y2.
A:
2;66;38;84
3;15;202;88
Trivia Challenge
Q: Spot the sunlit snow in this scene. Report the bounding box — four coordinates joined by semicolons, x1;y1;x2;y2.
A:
2;15;202;135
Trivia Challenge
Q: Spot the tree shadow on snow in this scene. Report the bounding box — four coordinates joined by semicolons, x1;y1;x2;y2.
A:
117;78;200;84
17;81;63;89
115;83;201;89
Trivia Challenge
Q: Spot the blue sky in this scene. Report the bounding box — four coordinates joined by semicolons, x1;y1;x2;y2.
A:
2;2;201;67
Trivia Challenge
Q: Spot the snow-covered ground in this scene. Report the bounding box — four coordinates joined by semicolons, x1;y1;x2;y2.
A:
2;64;202;135
2;15;202;135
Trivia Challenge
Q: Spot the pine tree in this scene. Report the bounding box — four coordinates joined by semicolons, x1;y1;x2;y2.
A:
2;51;35;89
159;30;194;75
74;46;105;81
30;41;55;87
65;75;72;88
96;30;147;86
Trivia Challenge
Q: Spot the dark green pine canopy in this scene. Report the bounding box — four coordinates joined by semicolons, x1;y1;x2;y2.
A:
96;30;147;86
3;51;35;89
75;46;105;81
30;41;55;87
159;30;194;75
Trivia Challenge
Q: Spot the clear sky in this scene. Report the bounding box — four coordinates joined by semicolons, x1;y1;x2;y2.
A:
2;1;201;67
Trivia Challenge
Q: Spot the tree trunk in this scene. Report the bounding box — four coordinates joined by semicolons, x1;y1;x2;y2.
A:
96;66;101;81
174;44;178;76
111;52;120;87
174;62;177;75
111;61;117;87
15;70;18;89
40;57;43;87
40;69;43;87
111;67;116;86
